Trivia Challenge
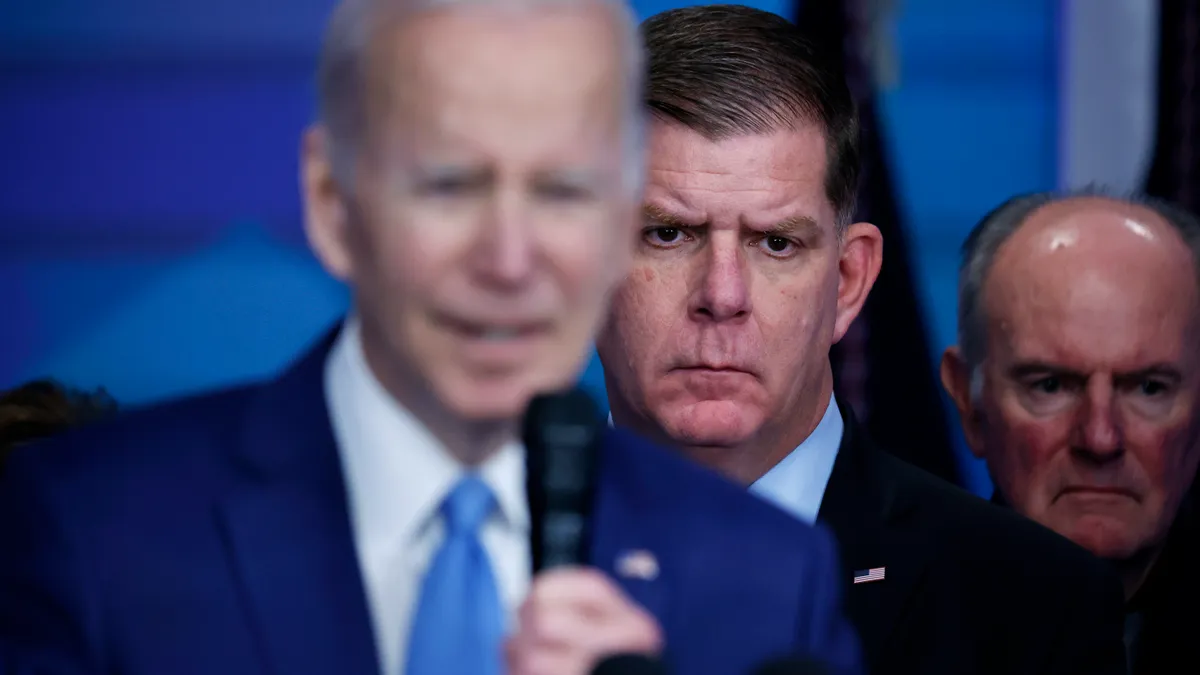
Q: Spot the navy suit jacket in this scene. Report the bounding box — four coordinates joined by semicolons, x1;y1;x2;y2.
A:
0;334;861;675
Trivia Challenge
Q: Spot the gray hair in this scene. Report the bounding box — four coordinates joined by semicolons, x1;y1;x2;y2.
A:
315;0;646;193
958;185;1200;396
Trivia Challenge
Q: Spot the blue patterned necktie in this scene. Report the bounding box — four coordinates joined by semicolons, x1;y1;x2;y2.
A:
405;475;505;675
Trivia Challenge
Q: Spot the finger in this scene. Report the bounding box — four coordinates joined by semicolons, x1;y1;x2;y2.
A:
527;567;630;614
510;650;587;675
516;602;593;647
606;607;663;654
516;599;662;657
506;632;584;675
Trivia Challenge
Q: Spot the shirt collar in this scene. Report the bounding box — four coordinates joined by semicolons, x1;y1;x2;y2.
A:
606;395;843;524
326;317;529;557
747;395;843;523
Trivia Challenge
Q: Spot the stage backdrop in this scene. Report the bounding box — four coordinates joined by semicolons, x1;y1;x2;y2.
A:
1;0;1059;496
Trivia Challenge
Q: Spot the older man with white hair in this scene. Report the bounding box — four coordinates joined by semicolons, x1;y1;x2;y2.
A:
0;1;862;675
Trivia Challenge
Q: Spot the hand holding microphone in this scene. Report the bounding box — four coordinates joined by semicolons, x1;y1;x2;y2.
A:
514;391;839;675
506;567;663;675
507;391;664;675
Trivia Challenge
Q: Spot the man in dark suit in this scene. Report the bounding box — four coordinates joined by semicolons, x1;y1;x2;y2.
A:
597;6;1126;674
941;189;1200;674
0;1;863;675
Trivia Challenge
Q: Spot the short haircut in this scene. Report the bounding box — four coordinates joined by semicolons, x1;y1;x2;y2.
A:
0;379;118;467
641;4;860;227
957;186;1200;372
316;0;646;189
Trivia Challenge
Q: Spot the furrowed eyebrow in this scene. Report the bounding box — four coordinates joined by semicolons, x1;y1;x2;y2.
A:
1006;362;1185;383
643;204;694;227
1007;362;1080;380
1117;365;1183;383
757;215;822;240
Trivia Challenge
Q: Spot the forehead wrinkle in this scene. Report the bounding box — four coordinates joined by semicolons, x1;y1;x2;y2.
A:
643;184;702;220
991;267;1197;376
648;168;789;196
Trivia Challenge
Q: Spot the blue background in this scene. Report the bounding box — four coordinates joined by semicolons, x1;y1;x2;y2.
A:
0;0;1058;495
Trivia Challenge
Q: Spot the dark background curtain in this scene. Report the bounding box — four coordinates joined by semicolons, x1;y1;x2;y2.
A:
794;0;961;486
1139;7;1200;672
1144;0;1200;210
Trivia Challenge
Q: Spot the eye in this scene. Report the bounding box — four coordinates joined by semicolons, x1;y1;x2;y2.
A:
755;235;798;257
1123;376;1178;419
1029;376;1063;395
418;176;477;196
536;182;592;202
643;227;689;247
1018;373;1081;415
1138;379;1171;397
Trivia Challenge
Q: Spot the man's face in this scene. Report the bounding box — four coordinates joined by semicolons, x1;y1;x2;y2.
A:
945;200;1200;561
596;121;879;478
303;6;636;421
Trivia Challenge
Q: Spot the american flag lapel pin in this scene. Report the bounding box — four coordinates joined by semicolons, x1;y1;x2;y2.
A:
853;567;886;584
615;549;659;581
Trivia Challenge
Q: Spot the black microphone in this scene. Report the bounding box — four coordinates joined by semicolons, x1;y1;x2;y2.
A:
523;388;605;573
750;657;831;675
590;654;670;675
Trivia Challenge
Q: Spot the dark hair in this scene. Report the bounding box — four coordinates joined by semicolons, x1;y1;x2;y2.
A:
641;4;860;227
0;379;118;465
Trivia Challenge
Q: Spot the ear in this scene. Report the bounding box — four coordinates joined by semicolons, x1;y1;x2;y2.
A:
301;125;355;282
940;346;986;458
832;221;883;342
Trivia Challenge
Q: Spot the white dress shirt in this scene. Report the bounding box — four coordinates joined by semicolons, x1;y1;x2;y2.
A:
326;318;530;675
607;395;843;525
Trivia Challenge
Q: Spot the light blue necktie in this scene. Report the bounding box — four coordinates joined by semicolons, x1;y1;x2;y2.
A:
405;475;505;675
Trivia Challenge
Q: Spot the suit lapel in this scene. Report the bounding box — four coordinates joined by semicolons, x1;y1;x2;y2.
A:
217;329;379;675
817;403;929;664
589;429;670;627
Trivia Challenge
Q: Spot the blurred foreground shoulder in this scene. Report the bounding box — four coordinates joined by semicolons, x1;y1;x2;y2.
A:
601;427;863;674
0;385;256;673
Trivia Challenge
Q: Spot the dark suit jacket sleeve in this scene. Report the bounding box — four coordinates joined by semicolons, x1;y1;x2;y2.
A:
800;525;863;675
1043;561;1127;675
0;450;100;674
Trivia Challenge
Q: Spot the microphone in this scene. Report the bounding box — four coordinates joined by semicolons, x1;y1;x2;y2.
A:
523;388;604;572
750;657;831;675
590;654;670;675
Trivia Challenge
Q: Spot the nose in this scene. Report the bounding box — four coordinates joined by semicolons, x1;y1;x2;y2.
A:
689;233;751;323
1071;378;1123;461
472;192;534;287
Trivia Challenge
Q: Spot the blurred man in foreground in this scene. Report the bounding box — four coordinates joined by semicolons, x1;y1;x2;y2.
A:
942;189;1200;674
0;1;862;675
598;5;1126;674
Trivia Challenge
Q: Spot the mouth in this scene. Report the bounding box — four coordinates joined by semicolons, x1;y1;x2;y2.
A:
1058;486;1139;500
672;365;757;377
435;314;552;343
